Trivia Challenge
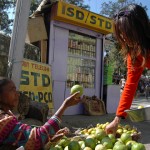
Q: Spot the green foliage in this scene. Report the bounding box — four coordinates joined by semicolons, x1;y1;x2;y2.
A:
0;0;15;34
100;0;147;17
30;0;42;15
65;0;90;10
105;38;127;75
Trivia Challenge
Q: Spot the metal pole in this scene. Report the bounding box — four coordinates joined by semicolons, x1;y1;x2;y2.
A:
8;0;31;90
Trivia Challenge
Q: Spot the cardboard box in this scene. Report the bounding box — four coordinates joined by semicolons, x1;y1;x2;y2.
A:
26;16;48;43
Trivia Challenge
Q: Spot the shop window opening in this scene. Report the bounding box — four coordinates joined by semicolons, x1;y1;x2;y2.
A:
67;31;96;88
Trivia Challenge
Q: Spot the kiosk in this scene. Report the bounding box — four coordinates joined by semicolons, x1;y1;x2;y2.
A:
48;1;113;114
27;1;113;115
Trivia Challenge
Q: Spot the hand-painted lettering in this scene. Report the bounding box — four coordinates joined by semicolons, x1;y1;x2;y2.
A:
98;18;105;27
76;10;84;20
42;74;50;87
31;72;40;86
106;21;112;29
21;91;53;103
20;70;29;85
62;4;66;14
67;7;74;17
90;15;96;24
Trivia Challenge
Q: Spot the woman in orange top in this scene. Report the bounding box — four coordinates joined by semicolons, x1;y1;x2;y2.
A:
105;4;150;134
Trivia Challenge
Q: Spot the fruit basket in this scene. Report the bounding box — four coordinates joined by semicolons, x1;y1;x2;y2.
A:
44;123;143;150
75;123;141;142
125;105;150;122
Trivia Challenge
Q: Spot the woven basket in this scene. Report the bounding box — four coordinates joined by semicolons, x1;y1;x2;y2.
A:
82;95;106;116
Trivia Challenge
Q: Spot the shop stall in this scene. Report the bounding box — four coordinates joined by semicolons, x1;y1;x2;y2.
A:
47;1;113;115
26;1;113;115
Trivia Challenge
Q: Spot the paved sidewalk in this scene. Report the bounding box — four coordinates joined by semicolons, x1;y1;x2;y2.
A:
131;96;150;108
61;96;150;149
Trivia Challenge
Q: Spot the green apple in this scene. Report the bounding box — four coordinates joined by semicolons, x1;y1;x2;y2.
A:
126;140;137;150
131;143;146;150
95;144;106;150
68;141;80;150
85;138;96;149
70;84;84;96
84;147;92;150
120;133;132;144
108;134;116;144
78;140;85;149
101;137;113;149
113;144;128;150
95;129;106;141
55;145;63;150
58;138;70;148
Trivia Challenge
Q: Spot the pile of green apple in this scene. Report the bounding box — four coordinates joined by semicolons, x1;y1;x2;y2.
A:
48;122;145;150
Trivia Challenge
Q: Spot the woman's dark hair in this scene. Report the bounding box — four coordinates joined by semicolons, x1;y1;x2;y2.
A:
113;4;150;65
0;78;11;94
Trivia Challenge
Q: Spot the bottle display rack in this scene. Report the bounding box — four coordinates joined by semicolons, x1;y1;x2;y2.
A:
67;32;96;88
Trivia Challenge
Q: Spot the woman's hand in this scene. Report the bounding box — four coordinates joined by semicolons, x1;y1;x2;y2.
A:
51;127;70;143
55;127;70;135
54;92;81;120
63;92;81;108
105;116;120;135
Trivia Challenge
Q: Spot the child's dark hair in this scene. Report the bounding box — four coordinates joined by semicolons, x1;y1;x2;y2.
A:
0;78;11;94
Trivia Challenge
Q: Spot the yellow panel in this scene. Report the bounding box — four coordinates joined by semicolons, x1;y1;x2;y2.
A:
19;59;54;109
53;1;113;34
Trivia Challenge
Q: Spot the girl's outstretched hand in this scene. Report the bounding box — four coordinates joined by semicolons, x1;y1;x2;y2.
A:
105;116;120;135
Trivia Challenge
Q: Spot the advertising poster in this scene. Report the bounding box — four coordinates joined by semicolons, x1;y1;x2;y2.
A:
19;59;53;109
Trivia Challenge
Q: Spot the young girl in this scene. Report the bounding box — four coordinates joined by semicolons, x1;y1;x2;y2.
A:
105;4;150;134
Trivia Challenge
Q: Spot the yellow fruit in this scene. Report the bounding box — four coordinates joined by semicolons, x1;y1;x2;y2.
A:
98;124;103;129
96;128;103;134
64;146;68;150
96;123;100;127
91;130;96;134
86;134;96;139
102;124;107;129
138;105;144;109
117;129;123;135
123;129;128;133
95;144;106;150
84;147;92;150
